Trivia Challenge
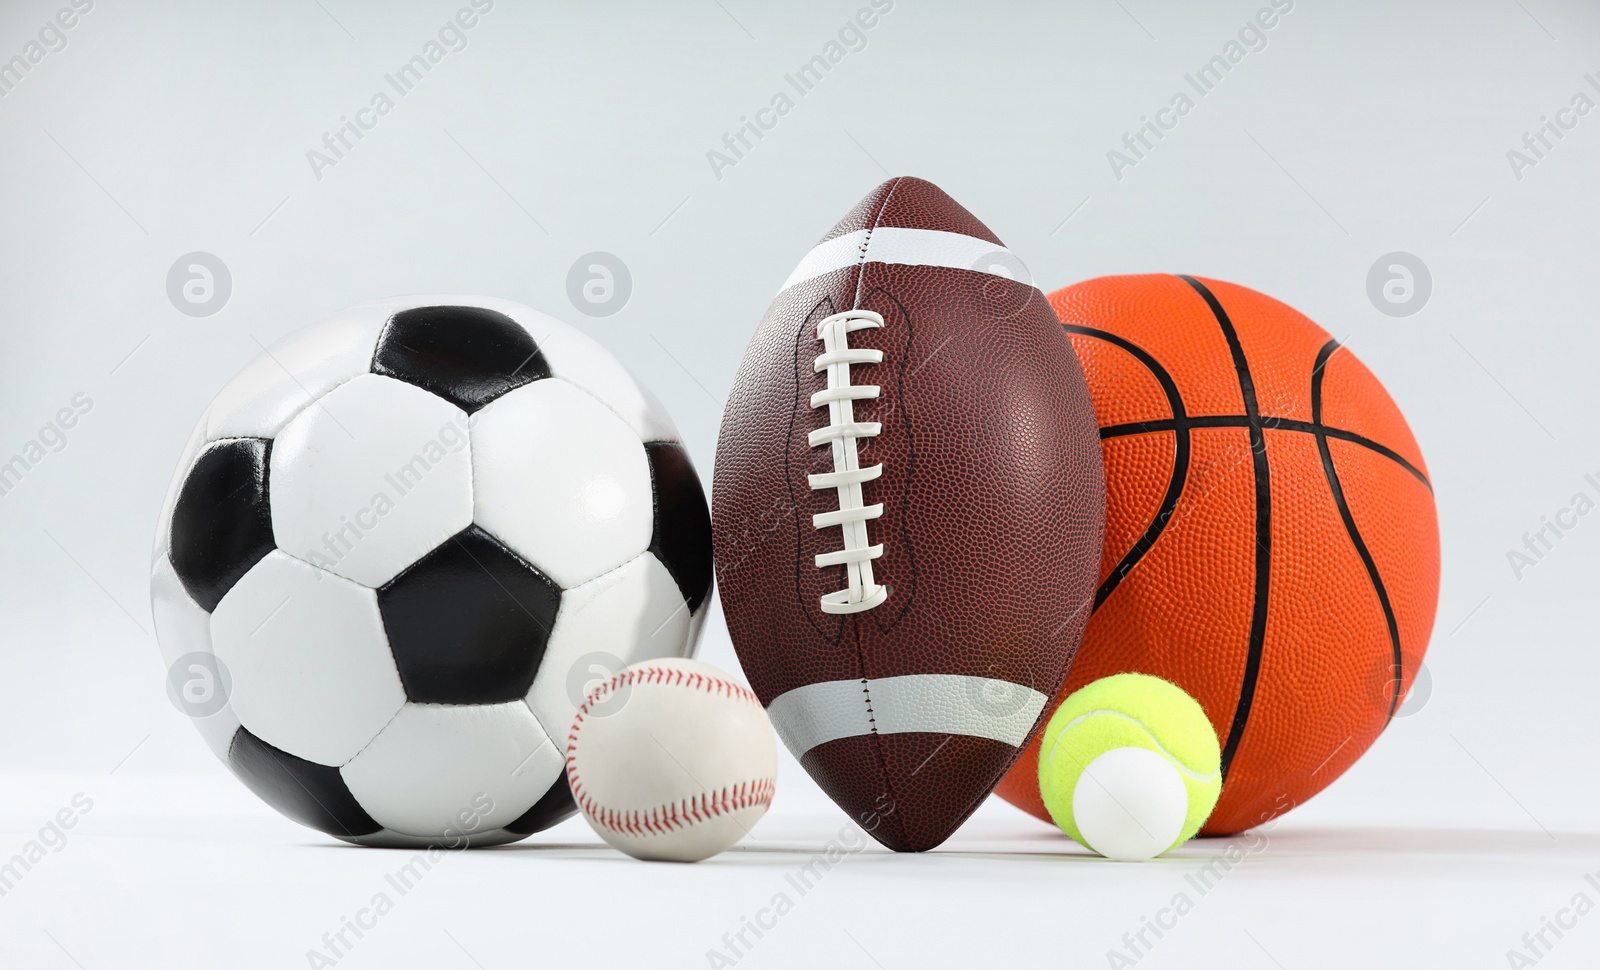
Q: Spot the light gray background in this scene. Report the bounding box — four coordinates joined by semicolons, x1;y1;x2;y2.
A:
2;0;1598;967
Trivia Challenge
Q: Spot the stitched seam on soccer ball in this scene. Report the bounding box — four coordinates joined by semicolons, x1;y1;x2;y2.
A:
808;308;889;614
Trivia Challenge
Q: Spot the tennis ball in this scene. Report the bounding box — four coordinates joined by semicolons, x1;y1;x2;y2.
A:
1038;673;1221;861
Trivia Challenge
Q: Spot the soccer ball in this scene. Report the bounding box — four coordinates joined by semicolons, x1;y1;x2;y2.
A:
150;296;712;847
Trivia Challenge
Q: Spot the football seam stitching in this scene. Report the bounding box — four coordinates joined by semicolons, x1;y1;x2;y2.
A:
854;178;907;842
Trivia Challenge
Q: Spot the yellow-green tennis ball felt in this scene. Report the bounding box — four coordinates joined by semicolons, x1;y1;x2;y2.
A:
1038;673;1221;861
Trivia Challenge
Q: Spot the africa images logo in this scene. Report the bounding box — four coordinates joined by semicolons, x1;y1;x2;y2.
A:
1106;0;1294;181
0;0;94;100
1505;471;1600;580
305;0;494;181
705;0;894;181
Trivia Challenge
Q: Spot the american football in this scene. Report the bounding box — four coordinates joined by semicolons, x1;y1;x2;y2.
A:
712;177;1106;852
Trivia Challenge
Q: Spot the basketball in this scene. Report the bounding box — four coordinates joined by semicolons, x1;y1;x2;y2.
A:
995;274;1439;836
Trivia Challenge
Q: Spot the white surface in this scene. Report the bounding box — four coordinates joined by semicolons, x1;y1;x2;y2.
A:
780;226;1021;291
269;373;474;588
525;552;698;739
1;771;1595;970
210;551;405;766
470;379;654;588
340;700;563;837
1071;746;1191;862
569;657;777;863
3;0;1600;965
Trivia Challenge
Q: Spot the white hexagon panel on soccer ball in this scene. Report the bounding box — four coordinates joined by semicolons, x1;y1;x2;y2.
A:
526;553;697;740
201;303;394;442
150;551;242;762
471;379;653;588
340;701;565;838
516;304;684;444
270;373;473;588
210;551;406;767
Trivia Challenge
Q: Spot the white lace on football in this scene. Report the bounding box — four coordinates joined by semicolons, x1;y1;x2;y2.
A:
808;309;889;615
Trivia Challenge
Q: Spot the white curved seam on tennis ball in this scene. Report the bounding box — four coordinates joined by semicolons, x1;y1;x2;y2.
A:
1045;709;1219;784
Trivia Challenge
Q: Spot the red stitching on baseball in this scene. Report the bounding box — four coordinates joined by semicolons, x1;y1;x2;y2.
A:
569;778;778;838
570;666;761;728
566;665;770;838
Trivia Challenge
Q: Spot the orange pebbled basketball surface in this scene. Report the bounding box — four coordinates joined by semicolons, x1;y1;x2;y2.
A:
995;274;1440;836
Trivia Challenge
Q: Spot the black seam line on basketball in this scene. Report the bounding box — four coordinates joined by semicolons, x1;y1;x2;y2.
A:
1099;417;1432;491
1310;338;1405;721
1179;274;1270;782
1061;324;1192;610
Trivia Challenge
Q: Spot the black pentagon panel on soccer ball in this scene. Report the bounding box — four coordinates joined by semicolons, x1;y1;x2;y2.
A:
226;727;382;838
378;526;562;704
370;305;551;414
169;438;276;613
503;774;578;836
645;441;713;612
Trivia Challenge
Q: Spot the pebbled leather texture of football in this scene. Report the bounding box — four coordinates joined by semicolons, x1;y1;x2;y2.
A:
712;177;1106;852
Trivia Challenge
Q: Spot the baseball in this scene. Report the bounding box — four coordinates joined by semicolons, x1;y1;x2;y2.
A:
567;657;777;862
